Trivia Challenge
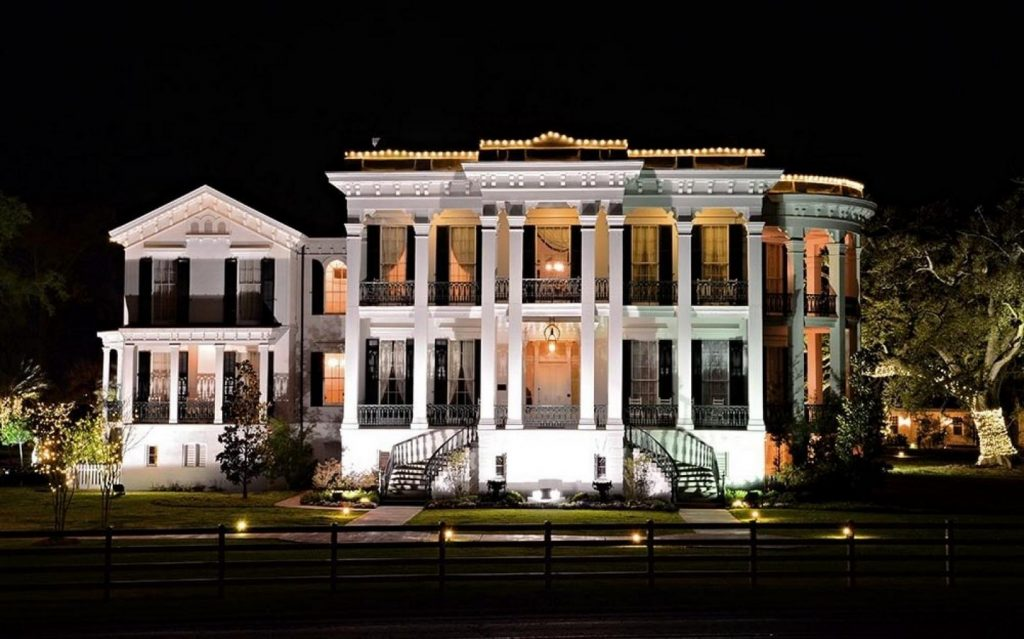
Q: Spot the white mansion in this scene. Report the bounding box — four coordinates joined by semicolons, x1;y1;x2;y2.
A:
98;132;874;500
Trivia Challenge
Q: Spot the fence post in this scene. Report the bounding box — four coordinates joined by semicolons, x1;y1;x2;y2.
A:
749;519;758;588
104;526;113;601
544;520;552;589
331;522;339;592
438;521;447;592
218;524;226;599
846;519;855;588
945;519;954;588
646;519;655;588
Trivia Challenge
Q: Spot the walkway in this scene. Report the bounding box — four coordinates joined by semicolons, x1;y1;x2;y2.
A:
348;506;423;526
678;508;750;537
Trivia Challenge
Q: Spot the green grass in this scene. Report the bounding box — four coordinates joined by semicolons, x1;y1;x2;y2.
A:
407;508;682;526
0;487;358;531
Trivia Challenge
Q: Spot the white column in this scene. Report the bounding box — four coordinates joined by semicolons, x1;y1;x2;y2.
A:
479;214;498;429
579;219;597;428
168;343;180;424
828;239;848;396
746;223;765;430
258;344;270;404
506;211;524;428
115;347;124;394
342;226;362;429
411;221;430;429
605;213;624;430
122;344;136;425
214;344;225;425
101;347;111;397
676;222;694;428
787;237;806;419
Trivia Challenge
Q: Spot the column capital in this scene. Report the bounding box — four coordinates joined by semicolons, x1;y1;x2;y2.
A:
480;216;498;231
786;238;806;252
344;223;363;237
676;221;694;235
508;216;527;230
606;215;626;229
746;221;766;235
580;217;598;230
504;202;525;217
828;241;848;255
412;222;431;236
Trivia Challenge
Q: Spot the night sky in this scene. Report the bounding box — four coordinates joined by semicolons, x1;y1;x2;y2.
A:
1;2;1022;396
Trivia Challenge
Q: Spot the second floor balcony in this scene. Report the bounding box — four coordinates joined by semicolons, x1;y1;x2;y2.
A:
693;404;749;429
805;293;837;316
523;278;581;303
428;281;480;306
625;402;677;427
360;281;415;306
694;279;748;306
627;280;677;305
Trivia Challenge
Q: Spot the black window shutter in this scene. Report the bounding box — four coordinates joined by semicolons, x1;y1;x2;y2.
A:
570;224;581;279
435;226;449;284
405;338;414;404
623;225;633;304
691;226;702;282
261;258;276;324
433;339;448;405
523;225;536;301
311;259;324;315
176;258;190;325
692;341;702;407
622;340;632;409
365;226;380;280
310;352;324;407
136;350;151;401
223;258;237;326
364;339;379;404
405;226;415;281
782;245;789;296
729;225;745;281
658;339;673;400
267;351;275;403
474;226;483;290
474;339;481;404
658;225;673;304
138;258;152;326
730;340;746;405
178;350;189;399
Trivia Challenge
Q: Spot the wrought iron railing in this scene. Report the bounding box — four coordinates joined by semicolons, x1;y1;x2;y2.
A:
196;374;216;400
495;404;508;429
358;404;413;427
693;404;749;428
523;278;581;303
595;278;609;302
628;280;677;305
360;281;415;306
765;292;792;315
523;405;580;428
625;402;678;427
132;401;170;424
104;400;123;422
624;424;679;495
805;293;837;316
595;404;607;429
379;428;448;497
427;404;480;427
423;426;479;495
178;400;215;423
428;281;480;306
694;279;748;305
495;278;509;302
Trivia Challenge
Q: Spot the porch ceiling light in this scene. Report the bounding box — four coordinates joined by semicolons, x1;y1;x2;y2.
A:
544;323;561;353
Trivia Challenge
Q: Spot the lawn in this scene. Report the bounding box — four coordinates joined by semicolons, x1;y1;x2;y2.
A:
0;487;358;531
407;508;683;526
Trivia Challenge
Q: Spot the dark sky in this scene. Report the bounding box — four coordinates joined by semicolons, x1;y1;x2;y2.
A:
2;2;1023;237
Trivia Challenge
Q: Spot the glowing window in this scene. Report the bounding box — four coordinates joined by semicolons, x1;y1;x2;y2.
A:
324;353;345;406
701;225;729;280
325;260;347;314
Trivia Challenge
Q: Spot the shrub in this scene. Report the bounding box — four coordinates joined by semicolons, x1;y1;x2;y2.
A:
883;432;909;448
312;458;341;490
337;468;379;491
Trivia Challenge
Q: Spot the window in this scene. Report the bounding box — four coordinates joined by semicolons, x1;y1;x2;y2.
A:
594;455;607;479
183;443;207;468
701;225;729;280
379;340;407;404
495;454;506;479
766;243;785;294
152;260;177;323
951;417;965;437
449;227;476;283
631;341;658;403
632;225;659;281
146;446;158;467
324;260;347;314
448;340;476;405
889;415;900;434
324;352;344;405
381;226;408;282
150;352;170;401
237;259;262;323
701;341;730;405
536;226;570;277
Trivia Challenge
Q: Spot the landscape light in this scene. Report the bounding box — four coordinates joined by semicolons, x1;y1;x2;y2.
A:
235;519;248;533
444;529;454;541
842;526;854;538
342;506;351;515
750;510;760;522
632;532;642;544
732;499;745;509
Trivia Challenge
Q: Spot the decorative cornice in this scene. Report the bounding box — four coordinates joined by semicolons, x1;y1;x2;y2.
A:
480;132;627;150
116;326;288;343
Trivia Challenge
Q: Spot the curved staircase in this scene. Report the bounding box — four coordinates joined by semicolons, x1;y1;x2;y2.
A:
379;426;477;504
625;425;724;504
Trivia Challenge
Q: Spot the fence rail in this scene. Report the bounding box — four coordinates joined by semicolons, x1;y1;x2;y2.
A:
1;520;1021;598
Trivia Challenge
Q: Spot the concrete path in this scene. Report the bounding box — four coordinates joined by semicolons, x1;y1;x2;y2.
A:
347;505;423;526
678;508;750;537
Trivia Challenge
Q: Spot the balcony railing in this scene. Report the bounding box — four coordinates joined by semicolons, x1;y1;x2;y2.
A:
523;278;581;303
495;278;509;302
133;401;170;424
358;404;412;427
428;281;480;306
104;400;123;422
693;404;749;429
694;280;748;306
360;281;415;306
625;402;678;427
523;405;580;428
805;403;826;423
427;404;480;427
805;293;837;316
628;280;677;305
765;292;792;315
178;399;215;423
595;278;609;302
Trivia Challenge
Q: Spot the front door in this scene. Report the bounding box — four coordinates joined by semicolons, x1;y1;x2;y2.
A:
533;341;573;405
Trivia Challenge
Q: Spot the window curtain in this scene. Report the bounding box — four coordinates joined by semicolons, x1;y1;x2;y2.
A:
537;226;571;251
631;225;658;281
701;226;729;280
449;227;476;283
151;353;171;401
381;227;407;282
448;340;476;405
537;226;571;277
766;244;784;294
152;260;177;323
237;259;262;322
701;340;730;405
630;341;658;403
379;340;406;403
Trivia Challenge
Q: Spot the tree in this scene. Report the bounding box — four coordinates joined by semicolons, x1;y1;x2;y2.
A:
216;361;269;498
31;403;97;533
0;361;49;467
266;418;315;489
863;188;1024;466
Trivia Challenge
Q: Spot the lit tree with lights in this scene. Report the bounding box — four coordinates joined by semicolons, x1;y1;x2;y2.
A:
0;361;48;467
31;403;99;533
864;186;1024;466
216;361;269;499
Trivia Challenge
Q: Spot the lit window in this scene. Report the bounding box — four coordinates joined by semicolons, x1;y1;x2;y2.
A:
952;417;965;437
381;227;408;282
631;225;659;282
324;353;345;406
630;341;658;404
152;260;177;324
701;225;729;280
324;260;347;314
237;260;262;323
536;226;570;277
701;341;730;405
146;446;158;467
765;243;785;293
447;341;476;405
379;341;407;404
449;227;476;283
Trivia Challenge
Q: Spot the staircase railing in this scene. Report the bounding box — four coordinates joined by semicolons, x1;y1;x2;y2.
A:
379;429;451;498
624;424;679;499
423;426;479;495
625;425;724;502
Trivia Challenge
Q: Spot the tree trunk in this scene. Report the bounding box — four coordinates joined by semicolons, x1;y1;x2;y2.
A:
970;403;1018;467
17;442;23;468
242;479;248;499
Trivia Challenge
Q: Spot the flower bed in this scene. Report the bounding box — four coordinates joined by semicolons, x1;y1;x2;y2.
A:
426;491;675;511
300;489;379;509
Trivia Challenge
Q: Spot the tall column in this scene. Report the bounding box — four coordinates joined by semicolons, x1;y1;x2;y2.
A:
807;333;824;404
787;236;806;419
122;343;136;425
168;343;180;424
258;344;270;404
479;213;498;429
115;347;124;395
214;343;225;425
579;217;597;428
605;211;625;430
746;223;765;430
677;222;694;428
101;347;111;397
342;225;363;429
411;221;431;429
828;239;848;395
506;209;525;428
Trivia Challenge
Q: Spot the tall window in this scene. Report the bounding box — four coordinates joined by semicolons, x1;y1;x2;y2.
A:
766;243;784;293
152;260;177;323
448;340;476;405
632;225;659;281
701;341;730;405
381;227;408;282
237;259;262;323
150;353;170;401
324;352;344;405
536;226;570;277
325;260;347;314
701;225;729;280
631;341;658;403
379;340;406;404
449;227;476;283
146;445;159;467
182;443;207;468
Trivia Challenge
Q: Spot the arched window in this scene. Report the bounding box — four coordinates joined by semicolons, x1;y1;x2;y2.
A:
325;260;347;314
